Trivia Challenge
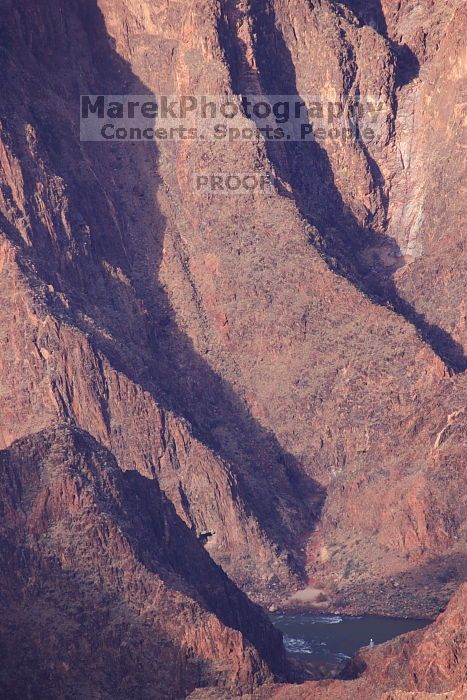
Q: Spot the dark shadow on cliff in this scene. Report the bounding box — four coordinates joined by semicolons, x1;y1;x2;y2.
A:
231;0;465;372
337;0;420;87
121;466;288;675
0;424;291;692
0;0;324;590
0;536;208;700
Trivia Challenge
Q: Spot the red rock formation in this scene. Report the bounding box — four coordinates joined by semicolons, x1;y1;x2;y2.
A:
0;425;286;698
0;0;465;695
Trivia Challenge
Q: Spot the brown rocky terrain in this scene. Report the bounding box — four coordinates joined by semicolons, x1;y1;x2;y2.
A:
0;424;286;698
0;0;465;697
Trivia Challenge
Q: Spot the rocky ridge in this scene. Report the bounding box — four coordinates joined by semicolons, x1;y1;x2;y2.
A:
0;0;465;697
0;424;286;698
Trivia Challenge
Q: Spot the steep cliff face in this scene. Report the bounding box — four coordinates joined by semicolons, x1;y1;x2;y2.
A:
386;0;466;369
257;0;466;369
0;0;465;680
0;0;318;600
0;425;286;698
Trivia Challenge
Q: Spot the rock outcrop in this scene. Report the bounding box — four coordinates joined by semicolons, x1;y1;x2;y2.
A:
0;425;286;698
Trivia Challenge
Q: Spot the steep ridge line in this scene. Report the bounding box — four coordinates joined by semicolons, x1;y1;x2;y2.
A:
0;0;322;596
218;0;466;373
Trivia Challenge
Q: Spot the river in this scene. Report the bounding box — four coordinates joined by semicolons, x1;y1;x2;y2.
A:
271;612;430;664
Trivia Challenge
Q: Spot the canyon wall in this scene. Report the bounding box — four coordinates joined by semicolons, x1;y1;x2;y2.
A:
0;0;465;695
0;425;286;698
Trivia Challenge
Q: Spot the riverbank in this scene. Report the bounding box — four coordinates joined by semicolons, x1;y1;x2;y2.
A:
269;610;432;683
275;579;450;619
